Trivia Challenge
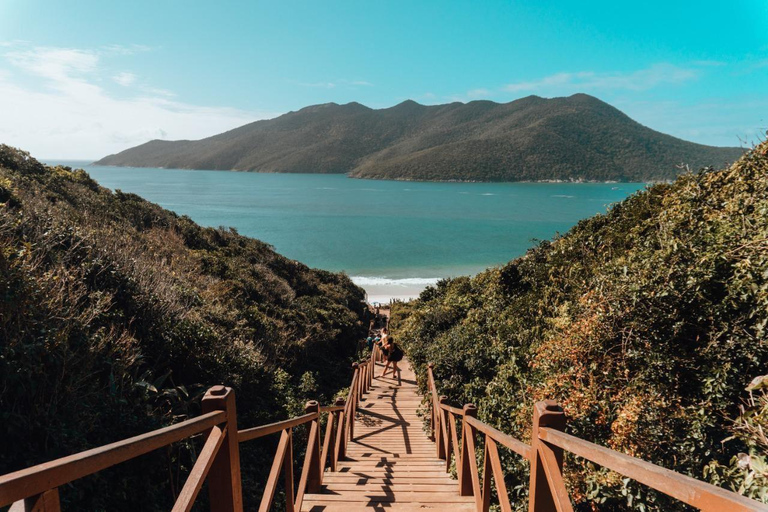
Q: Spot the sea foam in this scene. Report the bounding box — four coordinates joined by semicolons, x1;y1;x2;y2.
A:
351;276;441;287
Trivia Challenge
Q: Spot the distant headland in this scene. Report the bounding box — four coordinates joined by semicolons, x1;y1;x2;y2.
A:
95;94;745;183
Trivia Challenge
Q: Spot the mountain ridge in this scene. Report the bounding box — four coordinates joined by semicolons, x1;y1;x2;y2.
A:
95;94;745;182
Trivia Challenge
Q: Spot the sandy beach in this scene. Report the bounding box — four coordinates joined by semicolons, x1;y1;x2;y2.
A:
351;277;439;303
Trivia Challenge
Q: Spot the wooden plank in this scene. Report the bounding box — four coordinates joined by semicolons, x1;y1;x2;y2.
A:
301;501;477;511
285;429;295;512
300;492;475;503
258;429;290;512
321;483;459;492
486;437;512;512
295;404;321;510
537;442;573;512
172;425;226;512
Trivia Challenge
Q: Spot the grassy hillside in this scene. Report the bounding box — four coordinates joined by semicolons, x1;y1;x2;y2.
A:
95;94;744;183
392;140;768;510
0;146;367;510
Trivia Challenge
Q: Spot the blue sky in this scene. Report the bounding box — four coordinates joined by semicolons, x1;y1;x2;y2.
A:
1;0;766;158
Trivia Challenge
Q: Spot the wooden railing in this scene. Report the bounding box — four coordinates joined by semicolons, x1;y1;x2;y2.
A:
0;345;383;512
426;362;768;512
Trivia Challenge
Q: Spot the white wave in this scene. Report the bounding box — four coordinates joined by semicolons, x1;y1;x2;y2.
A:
481;193;496;196
551;194;575;198
351;276;441;287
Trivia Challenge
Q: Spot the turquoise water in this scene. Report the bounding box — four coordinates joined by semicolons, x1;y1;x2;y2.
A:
50;161;645;295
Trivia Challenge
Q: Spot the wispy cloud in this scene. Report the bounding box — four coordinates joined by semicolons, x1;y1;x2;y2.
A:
113;71;137;86
7;46;98;81
615;97;766;147
503;64;698;93
295;78;373;89
467;88;491;99
0;43;277;158
298;81;337;88
102;43;152;56
692;60;727;67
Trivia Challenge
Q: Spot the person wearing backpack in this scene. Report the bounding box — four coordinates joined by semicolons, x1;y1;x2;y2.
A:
382;335;403;379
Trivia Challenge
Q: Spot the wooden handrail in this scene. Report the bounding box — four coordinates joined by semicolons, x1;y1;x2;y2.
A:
465;415;532;460
425;361;768;512
0;410;226;507
0;343;379;512
237;412;317;442
539;427;768;512
438;402;465;416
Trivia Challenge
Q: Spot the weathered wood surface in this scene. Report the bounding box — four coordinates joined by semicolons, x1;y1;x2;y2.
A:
301;358;474;511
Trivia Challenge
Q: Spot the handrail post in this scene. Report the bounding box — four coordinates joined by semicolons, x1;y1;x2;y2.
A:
335;398;347;461
437;396;447;460
427;363;436;441
331;397;345;470
368;351;374;387
201;386;244;512
349;363;359;441
459;403;478;496
528;400;566;512
304;401;322;493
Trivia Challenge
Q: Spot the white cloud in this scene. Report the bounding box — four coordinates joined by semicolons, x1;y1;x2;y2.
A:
296;78;373;88
102;43;152;56
7;47;98;81
298;81;337;88
692;60;727;67
503;63;698;93
113;71;136;86
467;88;491;99
615;97;766;147
0;44;278;159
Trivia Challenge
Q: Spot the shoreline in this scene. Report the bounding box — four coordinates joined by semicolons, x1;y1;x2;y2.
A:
351;276;439;304
82;162;654;185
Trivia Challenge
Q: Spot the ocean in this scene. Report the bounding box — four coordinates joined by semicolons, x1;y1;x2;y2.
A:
48;161;646;302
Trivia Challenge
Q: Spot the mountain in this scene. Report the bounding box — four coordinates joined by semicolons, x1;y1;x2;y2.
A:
391;140;768;509
95;94;745;182
0;145;367;509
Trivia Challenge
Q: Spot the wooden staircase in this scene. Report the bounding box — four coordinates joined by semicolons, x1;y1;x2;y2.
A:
2;346;765;512
301;359;474;511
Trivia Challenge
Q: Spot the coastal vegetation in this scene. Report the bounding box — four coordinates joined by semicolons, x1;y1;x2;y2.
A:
392;140;768;510
95;94;743;183
0;145;367;510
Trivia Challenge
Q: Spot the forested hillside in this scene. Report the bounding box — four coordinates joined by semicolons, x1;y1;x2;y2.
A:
0;146;367;510
392;140;768;510
95;94;744;183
